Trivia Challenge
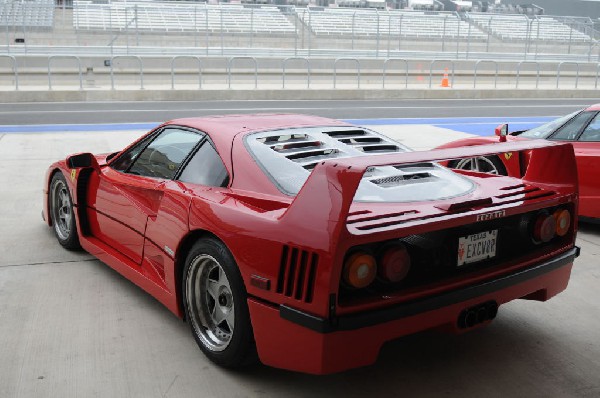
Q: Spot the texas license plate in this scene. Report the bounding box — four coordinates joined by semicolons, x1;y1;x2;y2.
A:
457;230;498;266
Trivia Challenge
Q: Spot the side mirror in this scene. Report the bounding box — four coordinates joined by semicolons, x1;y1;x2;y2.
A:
495;123;508;142
66;153;99;170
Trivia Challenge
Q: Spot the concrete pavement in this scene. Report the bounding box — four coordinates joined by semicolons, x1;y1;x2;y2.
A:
0;126;599;397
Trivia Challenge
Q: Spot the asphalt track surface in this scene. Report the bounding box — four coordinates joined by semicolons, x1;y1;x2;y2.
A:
1;98;600;397
1;98;598;126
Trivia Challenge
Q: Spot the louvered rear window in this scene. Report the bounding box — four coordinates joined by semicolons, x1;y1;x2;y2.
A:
245;126;474;202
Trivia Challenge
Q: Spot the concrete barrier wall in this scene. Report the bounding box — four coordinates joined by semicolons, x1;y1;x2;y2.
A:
1;55;599;101
2;88;600;103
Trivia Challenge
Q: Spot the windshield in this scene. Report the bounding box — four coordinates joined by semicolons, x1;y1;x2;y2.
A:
519;110;580;139
245;126;474;203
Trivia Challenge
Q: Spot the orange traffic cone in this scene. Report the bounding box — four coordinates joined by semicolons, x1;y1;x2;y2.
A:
440;68;450;88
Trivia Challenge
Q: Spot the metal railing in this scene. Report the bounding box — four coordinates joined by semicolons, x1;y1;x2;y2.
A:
227;57;258;89
333;58;360;89
428;60;455;88
516;61;540;88
171;56;202;90
0;54;18;89
556;61;580;88
473;60;498;88
1;56;599;91
382;58;408;88
282;57;310;89
109;55;144;89
48;55;82;90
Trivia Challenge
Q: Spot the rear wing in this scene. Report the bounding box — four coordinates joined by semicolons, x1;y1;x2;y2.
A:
280;140;577;238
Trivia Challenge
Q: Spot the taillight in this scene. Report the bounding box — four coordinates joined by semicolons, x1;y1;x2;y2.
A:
532;212;556;243
553;209;571;237
379;244;411;283
343;252;377;289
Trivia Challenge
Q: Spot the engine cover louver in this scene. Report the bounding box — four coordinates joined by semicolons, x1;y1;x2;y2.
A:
276;245;319;303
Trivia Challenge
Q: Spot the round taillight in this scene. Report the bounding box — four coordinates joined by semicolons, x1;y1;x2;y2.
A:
553;209;571;237
533;212;556;243
379;245;411;283
343;252;377;289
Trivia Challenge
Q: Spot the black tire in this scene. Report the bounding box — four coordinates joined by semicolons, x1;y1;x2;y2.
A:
49;172;81;250
448;155;508;176
183;238;257;368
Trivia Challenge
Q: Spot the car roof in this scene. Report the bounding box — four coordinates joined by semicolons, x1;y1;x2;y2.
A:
166;113;350;139
163;113;352;181
585;103;600;111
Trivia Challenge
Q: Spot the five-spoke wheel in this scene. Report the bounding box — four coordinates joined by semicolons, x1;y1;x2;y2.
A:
449;156;507;175
49;173;80;250
186;254;235;351
183;238;256;368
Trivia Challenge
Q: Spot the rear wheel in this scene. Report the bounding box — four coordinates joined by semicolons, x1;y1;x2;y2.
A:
449;156;507;175
183;238;256;368
49;172;81;250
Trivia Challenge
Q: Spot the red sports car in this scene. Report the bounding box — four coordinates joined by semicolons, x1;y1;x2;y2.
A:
43;114;580;374
438;104;600;220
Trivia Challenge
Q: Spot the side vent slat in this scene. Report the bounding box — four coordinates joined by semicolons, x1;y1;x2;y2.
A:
285;248;299;297
277;245;319;303
276;245;289;294
294;251;308;300
305;254;319;303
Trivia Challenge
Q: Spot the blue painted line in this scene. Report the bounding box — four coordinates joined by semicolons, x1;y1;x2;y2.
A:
0;116;555;135
434;122;544;135
346;116;554;136
344;116;555;125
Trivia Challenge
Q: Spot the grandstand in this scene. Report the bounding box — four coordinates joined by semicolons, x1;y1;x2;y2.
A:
299;8;486;39
0;0;54;28
0;0;596;61
73;1;296;36
467;12;593;42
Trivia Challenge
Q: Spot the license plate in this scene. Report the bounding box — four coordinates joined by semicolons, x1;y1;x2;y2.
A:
457;230;498;266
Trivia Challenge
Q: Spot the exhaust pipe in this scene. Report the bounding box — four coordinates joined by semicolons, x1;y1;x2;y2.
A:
458;301;498;329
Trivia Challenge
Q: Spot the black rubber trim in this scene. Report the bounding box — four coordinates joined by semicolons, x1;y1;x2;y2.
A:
280;247;579;333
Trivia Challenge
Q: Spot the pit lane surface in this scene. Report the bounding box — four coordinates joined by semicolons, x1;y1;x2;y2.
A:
1;98;598;125
1;101;599;397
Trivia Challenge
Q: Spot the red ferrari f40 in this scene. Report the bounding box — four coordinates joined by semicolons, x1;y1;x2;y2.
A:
43;114;580;374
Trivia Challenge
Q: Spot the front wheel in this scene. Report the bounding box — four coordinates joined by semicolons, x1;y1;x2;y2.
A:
183;238;256;368
449;155;507;175
49;172;81;250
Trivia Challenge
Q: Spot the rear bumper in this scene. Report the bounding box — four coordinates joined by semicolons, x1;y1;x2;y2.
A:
248;247;579;374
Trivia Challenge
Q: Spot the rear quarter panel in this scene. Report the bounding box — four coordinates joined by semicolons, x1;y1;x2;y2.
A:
571;141;600;218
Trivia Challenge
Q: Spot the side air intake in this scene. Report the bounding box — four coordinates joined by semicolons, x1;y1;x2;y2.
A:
276;245;319;303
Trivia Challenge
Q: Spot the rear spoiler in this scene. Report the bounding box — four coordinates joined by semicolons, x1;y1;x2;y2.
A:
280;140;577;236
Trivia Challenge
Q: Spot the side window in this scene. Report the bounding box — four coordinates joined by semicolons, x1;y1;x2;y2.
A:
178;140;229;187
128;128;204;179
110;133;156;173
578;113;600;142
551;111;595;141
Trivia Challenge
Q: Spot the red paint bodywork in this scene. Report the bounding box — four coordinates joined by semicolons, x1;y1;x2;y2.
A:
43;114;580;374
437;105;600;219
